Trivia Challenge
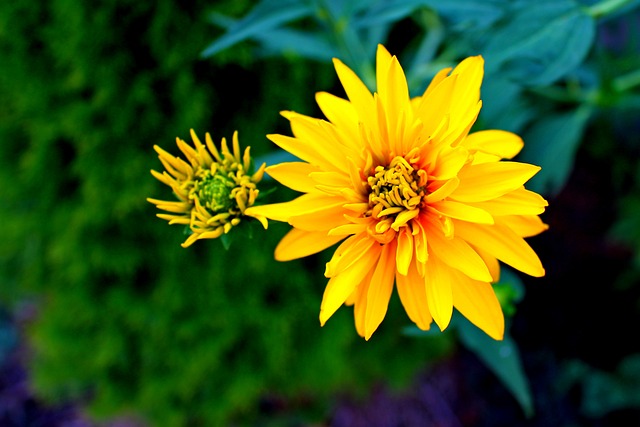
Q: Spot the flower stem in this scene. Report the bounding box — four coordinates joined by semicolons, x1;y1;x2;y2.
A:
587;0;636;19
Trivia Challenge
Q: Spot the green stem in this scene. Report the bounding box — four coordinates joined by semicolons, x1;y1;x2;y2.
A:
587;0;636;19
613;68;640;92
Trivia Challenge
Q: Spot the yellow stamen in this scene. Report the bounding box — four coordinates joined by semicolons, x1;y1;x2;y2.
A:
365;155;428;241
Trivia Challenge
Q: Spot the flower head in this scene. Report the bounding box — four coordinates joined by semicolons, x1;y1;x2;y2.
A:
245;45;548;340
148;129;267;247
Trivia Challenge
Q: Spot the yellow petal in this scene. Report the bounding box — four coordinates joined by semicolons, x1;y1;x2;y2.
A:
265;162;322;193
451;271;505;340
425;177;460;204
309;171;351;188
442;100;482;148
325;233;376;277
275;228;344;261
395;228;414;276
451;162;541;203
244;193;340;222
288;115;350;170
267;133;336;172
424;255;453;331
319;244;382;326
430;145;469;181
315;91;359;143
425;214;494;282
468;187;548;216
396;259;432;331
496;215;549;238
333;58;375;129
289;202;350;231
365;241;397;340
464;129;524;159
430;200;494;224
413;218;429;264
353;268;375;338
473;245;501;283
449;56;484;127
453;220;545;277
328;221;370;237
415;74;458;138
380;53;412;154
375;44;393;101
419;66;453;100
471;152;502;165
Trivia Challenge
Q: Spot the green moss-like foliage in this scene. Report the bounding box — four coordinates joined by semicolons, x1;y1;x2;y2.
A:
0;1;451;425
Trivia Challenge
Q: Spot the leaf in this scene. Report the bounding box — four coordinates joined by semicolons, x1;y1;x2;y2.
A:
424;0;506;29
354;0;505;29
457;315;534;417
479;76;537;133
519;106;592;197
201;0;313;58
254;27;339;61
353;0;431;27
483;0;596;86
558;354;640;418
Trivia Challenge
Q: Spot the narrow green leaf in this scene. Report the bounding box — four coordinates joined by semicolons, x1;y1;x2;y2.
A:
254;28;339;61
458;317;534;418
353;0;430;27
201;0;313;58
424;0;506;29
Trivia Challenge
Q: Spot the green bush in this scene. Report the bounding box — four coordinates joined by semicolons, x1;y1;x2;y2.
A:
0;1;451;425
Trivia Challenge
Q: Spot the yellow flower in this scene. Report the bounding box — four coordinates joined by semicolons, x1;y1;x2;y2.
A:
245;45;548;340
148;129;267;247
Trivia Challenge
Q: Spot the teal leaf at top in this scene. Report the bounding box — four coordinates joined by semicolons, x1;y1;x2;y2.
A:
251;28;339;61
355;0;505;29
201;0;313;58
483;0;596;86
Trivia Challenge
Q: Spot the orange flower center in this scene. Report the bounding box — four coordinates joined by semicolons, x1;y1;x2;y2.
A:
365;156;427;243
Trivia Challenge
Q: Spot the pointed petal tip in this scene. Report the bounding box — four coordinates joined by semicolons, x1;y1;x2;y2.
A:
435;317;452;333
319;312;329;327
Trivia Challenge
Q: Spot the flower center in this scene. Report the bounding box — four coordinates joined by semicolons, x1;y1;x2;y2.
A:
192;170;235;213
366;156;427;242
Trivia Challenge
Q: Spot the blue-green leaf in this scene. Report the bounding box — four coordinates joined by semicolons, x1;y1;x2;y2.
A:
353;0;430;27
479;76;538;133
354;0;505;29
483;0;596;86
201;0;313;58
519;106;592;197
424;0;506;29
558;354;640;418
458;317;534;418
254;28;339;61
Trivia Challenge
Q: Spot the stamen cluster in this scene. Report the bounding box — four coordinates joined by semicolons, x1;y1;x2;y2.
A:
366;156;427;242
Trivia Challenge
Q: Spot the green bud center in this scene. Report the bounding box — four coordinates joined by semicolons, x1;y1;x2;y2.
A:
195;171;235;212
